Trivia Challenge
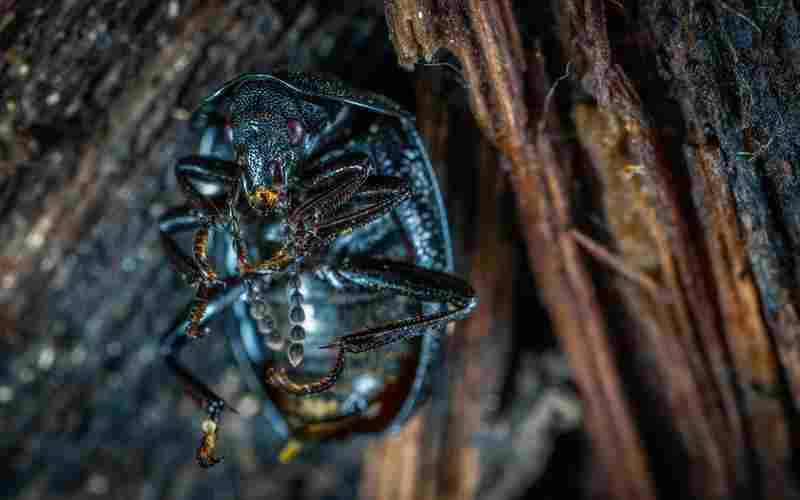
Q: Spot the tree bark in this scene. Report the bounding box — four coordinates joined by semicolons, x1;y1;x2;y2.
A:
383;0;800;499
3;0;799;499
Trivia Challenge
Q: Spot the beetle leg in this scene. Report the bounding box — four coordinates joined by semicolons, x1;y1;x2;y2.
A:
265;346;346;396
295;149;410;223
305;176;410;249
237;245;294;275
299;150;369;186
228;215;293;276
293;152;371;222
352;175;411;201
265;257;476;396
320;256;476;353
192;226;218;283
291;174;410;255
293;148;412;252
160;277;246;468
159;207;211;285
159;206;226;287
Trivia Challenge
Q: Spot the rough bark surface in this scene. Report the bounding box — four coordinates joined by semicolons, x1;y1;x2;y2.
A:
5;0;800;499
383;0;800;499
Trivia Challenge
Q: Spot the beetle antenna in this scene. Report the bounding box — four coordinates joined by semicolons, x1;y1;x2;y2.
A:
285;263;306;368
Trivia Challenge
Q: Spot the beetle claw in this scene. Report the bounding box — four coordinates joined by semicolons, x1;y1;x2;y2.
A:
196;418;223;468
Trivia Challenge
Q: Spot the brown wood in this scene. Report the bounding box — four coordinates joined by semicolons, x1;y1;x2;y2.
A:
4;0;800;499
381;0;800;499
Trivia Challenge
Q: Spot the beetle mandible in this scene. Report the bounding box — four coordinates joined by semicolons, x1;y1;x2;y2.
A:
158;72;477;467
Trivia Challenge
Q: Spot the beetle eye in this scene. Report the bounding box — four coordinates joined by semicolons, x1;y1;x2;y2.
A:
287;118;304;145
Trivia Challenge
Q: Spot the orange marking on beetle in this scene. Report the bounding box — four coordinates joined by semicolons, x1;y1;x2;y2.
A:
248;187;279;209
265;347;345;396
254;249;292;272
197;419;222;468
187;295;209;338
193;227;218;281
193;227;210;259
239;248;292;275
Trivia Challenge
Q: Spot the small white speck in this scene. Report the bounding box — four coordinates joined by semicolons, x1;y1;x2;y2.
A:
66;99;80;116
38;345;55;370
238;394;259;417
41;256;56;271
26;231;45;249
418;11;423;19
46;92;60;106
171;108;190;121
174;54;189;72
1;274;16;289
168;0;180;18
121;257;136;272
148;202;167;219
0;386;13;403
87;473;109;495
354;375;379;395
27;216;52;249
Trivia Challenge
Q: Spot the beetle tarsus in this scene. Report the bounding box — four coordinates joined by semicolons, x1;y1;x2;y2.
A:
265;346;345;396
197;418;223;468
315;256;477;355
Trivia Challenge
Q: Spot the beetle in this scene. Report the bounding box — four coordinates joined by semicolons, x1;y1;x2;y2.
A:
158;72;477;467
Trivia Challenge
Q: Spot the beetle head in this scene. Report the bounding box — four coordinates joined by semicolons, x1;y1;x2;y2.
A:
228;83;309;216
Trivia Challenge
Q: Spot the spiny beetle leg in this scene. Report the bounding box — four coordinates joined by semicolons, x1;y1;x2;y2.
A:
159;206;225;287
265;258;476;397
192;225;218;283
307;176;410;250
289;150;411;256
289;154;372;224
297;149;406;211
298;151;371;191
265;346;346;396
160;232;205;287
185;283;214;339
320;256;477;354
351;175;409;202
160;276;245;468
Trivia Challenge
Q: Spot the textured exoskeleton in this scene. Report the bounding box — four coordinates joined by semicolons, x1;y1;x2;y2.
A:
158;72;477;467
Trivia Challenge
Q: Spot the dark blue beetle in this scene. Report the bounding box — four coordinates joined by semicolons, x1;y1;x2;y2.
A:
158;73;476;467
